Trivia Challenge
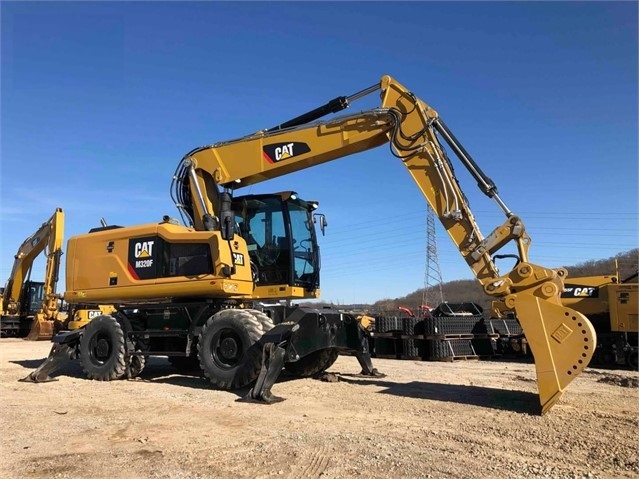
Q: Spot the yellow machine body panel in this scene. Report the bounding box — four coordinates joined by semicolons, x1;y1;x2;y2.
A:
561;275;638;334
64;221;255;303
607;283;638;334
560;275;616;316
67;304;117;330
252;285;320;300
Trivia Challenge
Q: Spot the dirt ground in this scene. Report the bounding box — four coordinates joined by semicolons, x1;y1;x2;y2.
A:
1;339;638;479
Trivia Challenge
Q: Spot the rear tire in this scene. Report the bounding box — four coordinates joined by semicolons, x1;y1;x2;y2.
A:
285;348;339;377
128;355;146;378
79;315;126;381
197;309;265;389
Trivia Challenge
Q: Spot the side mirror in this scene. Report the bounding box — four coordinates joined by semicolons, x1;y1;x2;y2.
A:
313;213;327;236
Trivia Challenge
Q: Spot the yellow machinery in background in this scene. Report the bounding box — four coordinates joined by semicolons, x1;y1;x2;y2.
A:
1;208;65;340
561;273;638;369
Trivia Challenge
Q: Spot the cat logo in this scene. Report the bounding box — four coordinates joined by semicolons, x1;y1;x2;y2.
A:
134;241;154;258
233;252;245;266
562;285;599;298
574;287;596;297
276;143;294;160
263;142;311;163
134;240;154;268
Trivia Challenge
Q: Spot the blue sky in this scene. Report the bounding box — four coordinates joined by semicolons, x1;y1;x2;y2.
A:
1;1;637;305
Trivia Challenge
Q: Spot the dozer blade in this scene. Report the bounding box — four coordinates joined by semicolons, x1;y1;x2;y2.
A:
511;293;596;414
25;319;54;341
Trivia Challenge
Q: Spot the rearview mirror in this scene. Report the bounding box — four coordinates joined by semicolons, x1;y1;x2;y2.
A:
313;213;327;236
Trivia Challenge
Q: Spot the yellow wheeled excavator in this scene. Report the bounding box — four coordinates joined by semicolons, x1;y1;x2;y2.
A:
26;75;596;414
1;208;65;340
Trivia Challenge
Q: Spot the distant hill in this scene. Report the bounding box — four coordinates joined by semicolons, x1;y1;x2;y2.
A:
306;248;638;315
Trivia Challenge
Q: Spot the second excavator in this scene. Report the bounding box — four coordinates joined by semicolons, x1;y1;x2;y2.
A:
1;208;65;340
26;75;596;414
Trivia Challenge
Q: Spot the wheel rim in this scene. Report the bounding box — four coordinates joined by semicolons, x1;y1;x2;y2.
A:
211;328;243;369
89;333;112;365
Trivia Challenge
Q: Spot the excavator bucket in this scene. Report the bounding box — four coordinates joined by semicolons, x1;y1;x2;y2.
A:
26;319;54;341
511;294;597;414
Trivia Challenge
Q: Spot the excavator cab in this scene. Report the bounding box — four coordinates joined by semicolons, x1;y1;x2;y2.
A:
232;191;321;293
0;280;45;337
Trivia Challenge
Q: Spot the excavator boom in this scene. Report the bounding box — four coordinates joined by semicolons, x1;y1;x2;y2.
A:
173;75;596;413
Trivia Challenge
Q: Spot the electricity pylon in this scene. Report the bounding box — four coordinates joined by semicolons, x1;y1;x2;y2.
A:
422;205;444;311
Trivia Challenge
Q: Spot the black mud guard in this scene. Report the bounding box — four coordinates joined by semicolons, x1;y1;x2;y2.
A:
52;328;84;345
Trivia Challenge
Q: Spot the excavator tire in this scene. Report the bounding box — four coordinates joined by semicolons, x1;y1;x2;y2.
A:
198;309;265;390
79;315;126;381
243;309;275;332
128;355;146;378
284;348;339;378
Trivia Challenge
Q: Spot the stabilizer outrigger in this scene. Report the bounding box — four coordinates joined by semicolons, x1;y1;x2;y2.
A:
244;320;383;403
22;330;81;383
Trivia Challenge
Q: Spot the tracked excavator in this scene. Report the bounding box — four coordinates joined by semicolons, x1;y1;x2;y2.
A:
1;208;65;340
25;75;597;414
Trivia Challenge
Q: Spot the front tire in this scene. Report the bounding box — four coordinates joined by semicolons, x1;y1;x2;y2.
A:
79;315;126;381
197;309;265;389
128;355;146;378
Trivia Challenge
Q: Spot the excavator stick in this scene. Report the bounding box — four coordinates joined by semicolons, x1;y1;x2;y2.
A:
506;292;597;414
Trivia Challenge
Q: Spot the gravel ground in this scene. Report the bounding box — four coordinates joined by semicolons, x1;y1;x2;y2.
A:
1;338;638;479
